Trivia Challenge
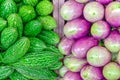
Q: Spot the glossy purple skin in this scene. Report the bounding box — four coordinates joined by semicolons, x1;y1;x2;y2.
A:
87;46;111;67
103;62;120;80
72;37;99;58
58;37;74;55
104;30;120;53
81;65;103;80
91;20;110;40
64;18;90;39
64;56;87;72
60;0;84;21
105;1;120;27
96;0;112;4
64;71;82;80
83;1;104;22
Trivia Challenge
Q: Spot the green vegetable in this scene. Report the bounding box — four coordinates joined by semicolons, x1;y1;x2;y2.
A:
50;61;63;70
37;30;60;45
0;53;3;63
0;18;7;32
44;44;63;59
0;0;17;19
13;64;58;79
17;2;24;8
14;0;21;3
1;27;18;49
23;0;38;7
38;16;57;30
0;0;4;3
24;20;42;37
15;51;60;69
19;5;36;22
28;38;46;52
3;37;30;64
36;0;53;16
0;66;14;80
7;13;23;37
9;71;29;80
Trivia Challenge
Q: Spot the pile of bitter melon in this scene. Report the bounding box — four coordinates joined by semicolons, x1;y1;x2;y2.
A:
0;0;63;80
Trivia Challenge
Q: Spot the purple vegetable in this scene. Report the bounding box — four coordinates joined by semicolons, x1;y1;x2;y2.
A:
58;37;74;55
59;66;69;77
75;0;89;3
80;65;103;80
87;46;111;67
64;18;90;39
105;1;120;27
117;0;120;1
72;37;98;58
64;55;87;72
60;0;84;20
103;62;120;80
83;1;104;22
117;51;120;65
104;30;120;53
91;20;110;39
96;0;112;4
64;71;82;80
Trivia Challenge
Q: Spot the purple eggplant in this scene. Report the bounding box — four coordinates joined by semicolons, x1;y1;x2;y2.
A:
87;46;111;67
64;18;91;39
59;66;69;77
58;37;74;55
64;55;87;72
105;1;120;27
103;62;120;80
83;1;104;22
80;65;103;80
96;0;112;4
60;0;84;20
104;30;120;53
64;71;82;80
91;20;110;40
72;37;98;58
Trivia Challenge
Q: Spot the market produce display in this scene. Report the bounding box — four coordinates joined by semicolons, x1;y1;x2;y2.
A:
59;0;120;80
0;0;63;80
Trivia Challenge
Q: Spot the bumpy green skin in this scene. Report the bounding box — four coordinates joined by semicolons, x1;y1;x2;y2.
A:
0;53;2;63
44;44;63;59
1;27;18;49
7;13;23;37
0;0;17;19
24;20;42;37
0;0;4;3
16;51;60;69
36;0;53;16
0;66;14;80
17;2;24;8
38;16;57;30
0;18;7;32
28;38;46;52
3;37;30;64
37;30;60;45
9;71;29;80
19;5;36;22
23;0;38;7
13;64;58;80
14;0;21;3
50;61;63;70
